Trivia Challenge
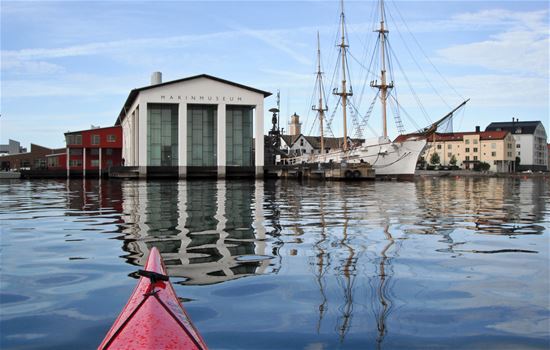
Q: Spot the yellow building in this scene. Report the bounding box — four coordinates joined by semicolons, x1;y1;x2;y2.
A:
423;130;516;172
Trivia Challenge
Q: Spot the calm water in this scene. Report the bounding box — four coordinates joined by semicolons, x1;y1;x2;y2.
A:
0;178;549;349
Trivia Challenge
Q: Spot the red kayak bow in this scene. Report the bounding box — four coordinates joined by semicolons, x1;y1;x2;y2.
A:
98;247;208;350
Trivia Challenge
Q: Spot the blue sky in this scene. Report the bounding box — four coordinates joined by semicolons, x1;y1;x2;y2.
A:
1;0;548;148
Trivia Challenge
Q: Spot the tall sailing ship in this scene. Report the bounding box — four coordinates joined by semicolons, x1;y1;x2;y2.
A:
285;0;468;179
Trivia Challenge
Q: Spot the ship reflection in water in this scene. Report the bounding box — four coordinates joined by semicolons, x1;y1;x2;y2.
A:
51;177;549;349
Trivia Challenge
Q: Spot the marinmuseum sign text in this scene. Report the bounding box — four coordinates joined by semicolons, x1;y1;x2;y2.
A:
160;95;244;102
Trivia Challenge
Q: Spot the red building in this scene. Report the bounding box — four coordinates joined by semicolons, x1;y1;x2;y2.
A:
61;126;123;177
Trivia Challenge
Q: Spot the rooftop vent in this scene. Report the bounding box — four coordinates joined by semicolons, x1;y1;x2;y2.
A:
151;72;162;85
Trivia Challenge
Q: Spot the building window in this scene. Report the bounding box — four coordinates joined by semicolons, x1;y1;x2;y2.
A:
107;135;116;142
69;159;82;167
66;134;82;145
516;144;520;148
47;157;59;168
300;139;304;146
70;148;82;156
465;148;470;152
518;151;520;155
226;106;253;166
465;139;470;144
473;139;478;144
447;153;452;157
507;143;512;149
90;149;99;156
187;104;215;167
491;143;496;149
473;147;478;152
507;152;512;157
105;148;113;156
465;156;470;161
447;144;451;149
91;159;99;167
473;156;478;161
437;144;442;149
149;104;179;166
91;135;100;145
491;152;496;157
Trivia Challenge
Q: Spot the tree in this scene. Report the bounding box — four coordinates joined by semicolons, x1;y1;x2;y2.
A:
449;154;457;166
429;152;440;166
474;161;490;172
417;156;426;169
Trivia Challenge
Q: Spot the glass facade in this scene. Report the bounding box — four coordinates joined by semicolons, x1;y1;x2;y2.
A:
226;106;253;166
187;105;217;166
147;104;178;166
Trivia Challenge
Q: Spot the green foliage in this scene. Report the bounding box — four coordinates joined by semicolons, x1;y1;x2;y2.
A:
449;154;457;166
474;161;491;171
429;152;440;165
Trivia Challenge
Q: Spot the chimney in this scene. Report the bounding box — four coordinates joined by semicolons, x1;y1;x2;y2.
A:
475;126;480;133
151;71;162;85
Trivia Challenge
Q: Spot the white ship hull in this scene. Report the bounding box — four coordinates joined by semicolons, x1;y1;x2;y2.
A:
287;136;427;178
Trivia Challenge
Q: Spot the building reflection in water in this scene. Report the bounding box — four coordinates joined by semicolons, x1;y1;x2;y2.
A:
61;177;547;347
65;178;124;216
412;177;547;237
119;180;278;285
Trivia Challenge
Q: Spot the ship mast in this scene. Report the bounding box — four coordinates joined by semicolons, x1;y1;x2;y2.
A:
371;0;393;138
333;0;353;151
312;31;328;154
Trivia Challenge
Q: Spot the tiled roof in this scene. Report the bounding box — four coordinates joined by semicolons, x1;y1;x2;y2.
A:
485;121;542;134
425;131;509;142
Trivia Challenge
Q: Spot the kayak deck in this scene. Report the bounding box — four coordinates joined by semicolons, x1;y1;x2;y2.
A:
98;247;208;350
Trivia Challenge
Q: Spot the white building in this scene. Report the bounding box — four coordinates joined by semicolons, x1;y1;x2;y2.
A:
486;120;548;171
116;73;271;178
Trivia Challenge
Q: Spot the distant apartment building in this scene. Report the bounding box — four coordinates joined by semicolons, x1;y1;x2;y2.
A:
423;128;516;172
0;144;63;171
0;139;27;155
485;120;548;171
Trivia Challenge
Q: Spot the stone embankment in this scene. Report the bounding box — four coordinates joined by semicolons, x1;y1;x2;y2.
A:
415;170;549;179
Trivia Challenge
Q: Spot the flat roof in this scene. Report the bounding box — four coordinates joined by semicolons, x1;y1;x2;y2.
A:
65;125;121;135
116;74;272;125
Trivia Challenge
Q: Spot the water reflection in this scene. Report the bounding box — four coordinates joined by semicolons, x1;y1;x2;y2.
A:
37;176;549;349
117;181;277;285
413;177;547;236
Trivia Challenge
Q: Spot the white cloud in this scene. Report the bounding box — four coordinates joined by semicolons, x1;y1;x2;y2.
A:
1;32;235;61
437;30;549;75
1;74;133;98
1;59;65;75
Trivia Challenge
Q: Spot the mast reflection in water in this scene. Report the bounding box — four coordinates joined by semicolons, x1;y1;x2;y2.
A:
2;177;547;349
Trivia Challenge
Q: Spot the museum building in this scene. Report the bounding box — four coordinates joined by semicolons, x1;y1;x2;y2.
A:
116;73;271;178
